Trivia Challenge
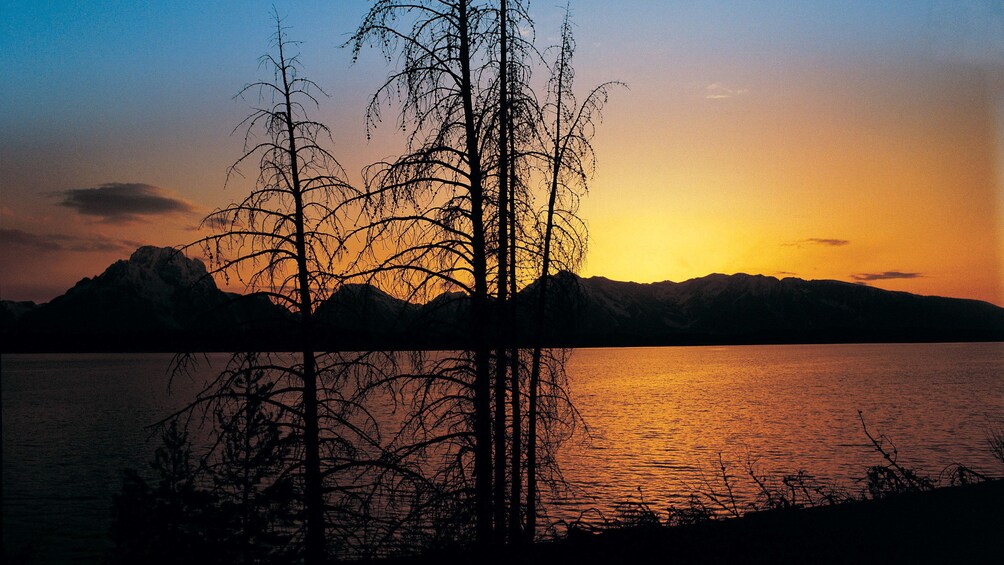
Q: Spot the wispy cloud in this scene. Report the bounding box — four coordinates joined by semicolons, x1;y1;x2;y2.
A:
805;238;849;247
705;82;748;99
851;271;923;282
53;182;196;224
785;238;851;248
1;228;142;253
193;215;234;232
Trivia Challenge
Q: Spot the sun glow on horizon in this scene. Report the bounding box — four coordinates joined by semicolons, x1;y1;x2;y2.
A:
577;60;1003;306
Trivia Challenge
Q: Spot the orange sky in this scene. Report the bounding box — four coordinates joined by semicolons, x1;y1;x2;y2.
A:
580;61;1002;304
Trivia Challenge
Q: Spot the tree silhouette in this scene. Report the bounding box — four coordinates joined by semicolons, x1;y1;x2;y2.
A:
111;421;233;564
351;0;616;550
525;8;621;540
206;354;297;563
489;0;541;543
351;0;501;546
180;14;372;562
493;1;512;543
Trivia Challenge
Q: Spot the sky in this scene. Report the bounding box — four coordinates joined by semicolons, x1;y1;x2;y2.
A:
1;0;1002;305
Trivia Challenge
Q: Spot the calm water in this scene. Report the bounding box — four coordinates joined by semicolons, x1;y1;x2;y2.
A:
555;343;1004;522
3;343;1003;561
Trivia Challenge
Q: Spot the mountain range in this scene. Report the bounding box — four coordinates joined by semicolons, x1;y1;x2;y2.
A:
2;246;1002;352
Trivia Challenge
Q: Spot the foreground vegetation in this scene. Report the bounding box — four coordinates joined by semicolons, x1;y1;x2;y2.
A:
371;419;1004;563
521;479;1004;564
107;417;1004;562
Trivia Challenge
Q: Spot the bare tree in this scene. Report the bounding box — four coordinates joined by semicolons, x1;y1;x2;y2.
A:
525;8;621;540
488;0;540;542
182;14;367;563
351;0;617;550
492;1;512;542
490;0;539;543
351;0;501;547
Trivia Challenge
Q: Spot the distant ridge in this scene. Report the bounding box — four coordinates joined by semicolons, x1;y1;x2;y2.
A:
2;247;1002;352
537;272;1004;345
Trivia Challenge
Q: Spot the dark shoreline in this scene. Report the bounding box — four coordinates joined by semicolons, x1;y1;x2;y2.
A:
378;480;1004;564
3;336;1003;354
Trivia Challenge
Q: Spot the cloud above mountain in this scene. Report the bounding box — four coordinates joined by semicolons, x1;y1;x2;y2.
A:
190;214;236;232
851;271;923;282
1;228;142;253
53;183;196;224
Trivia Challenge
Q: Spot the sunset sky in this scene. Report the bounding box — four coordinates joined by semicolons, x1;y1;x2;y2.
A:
1;0;1002;305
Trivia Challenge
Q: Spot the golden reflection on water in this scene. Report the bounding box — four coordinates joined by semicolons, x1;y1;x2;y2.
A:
555;343;1004;522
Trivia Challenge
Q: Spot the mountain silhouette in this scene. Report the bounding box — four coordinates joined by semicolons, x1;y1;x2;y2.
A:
532;272;1004;345
2;247;1002;352
3;246;290;351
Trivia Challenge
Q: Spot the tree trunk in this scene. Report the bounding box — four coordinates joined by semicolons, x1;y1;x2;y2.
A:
493;0;511;546
458;0;494;548
526;25;567;541
506;21;522;542
279;32;326;563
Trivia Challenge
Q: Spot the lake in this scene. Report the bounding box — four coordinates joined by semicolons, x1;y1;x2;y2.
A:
3;343;1003;562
